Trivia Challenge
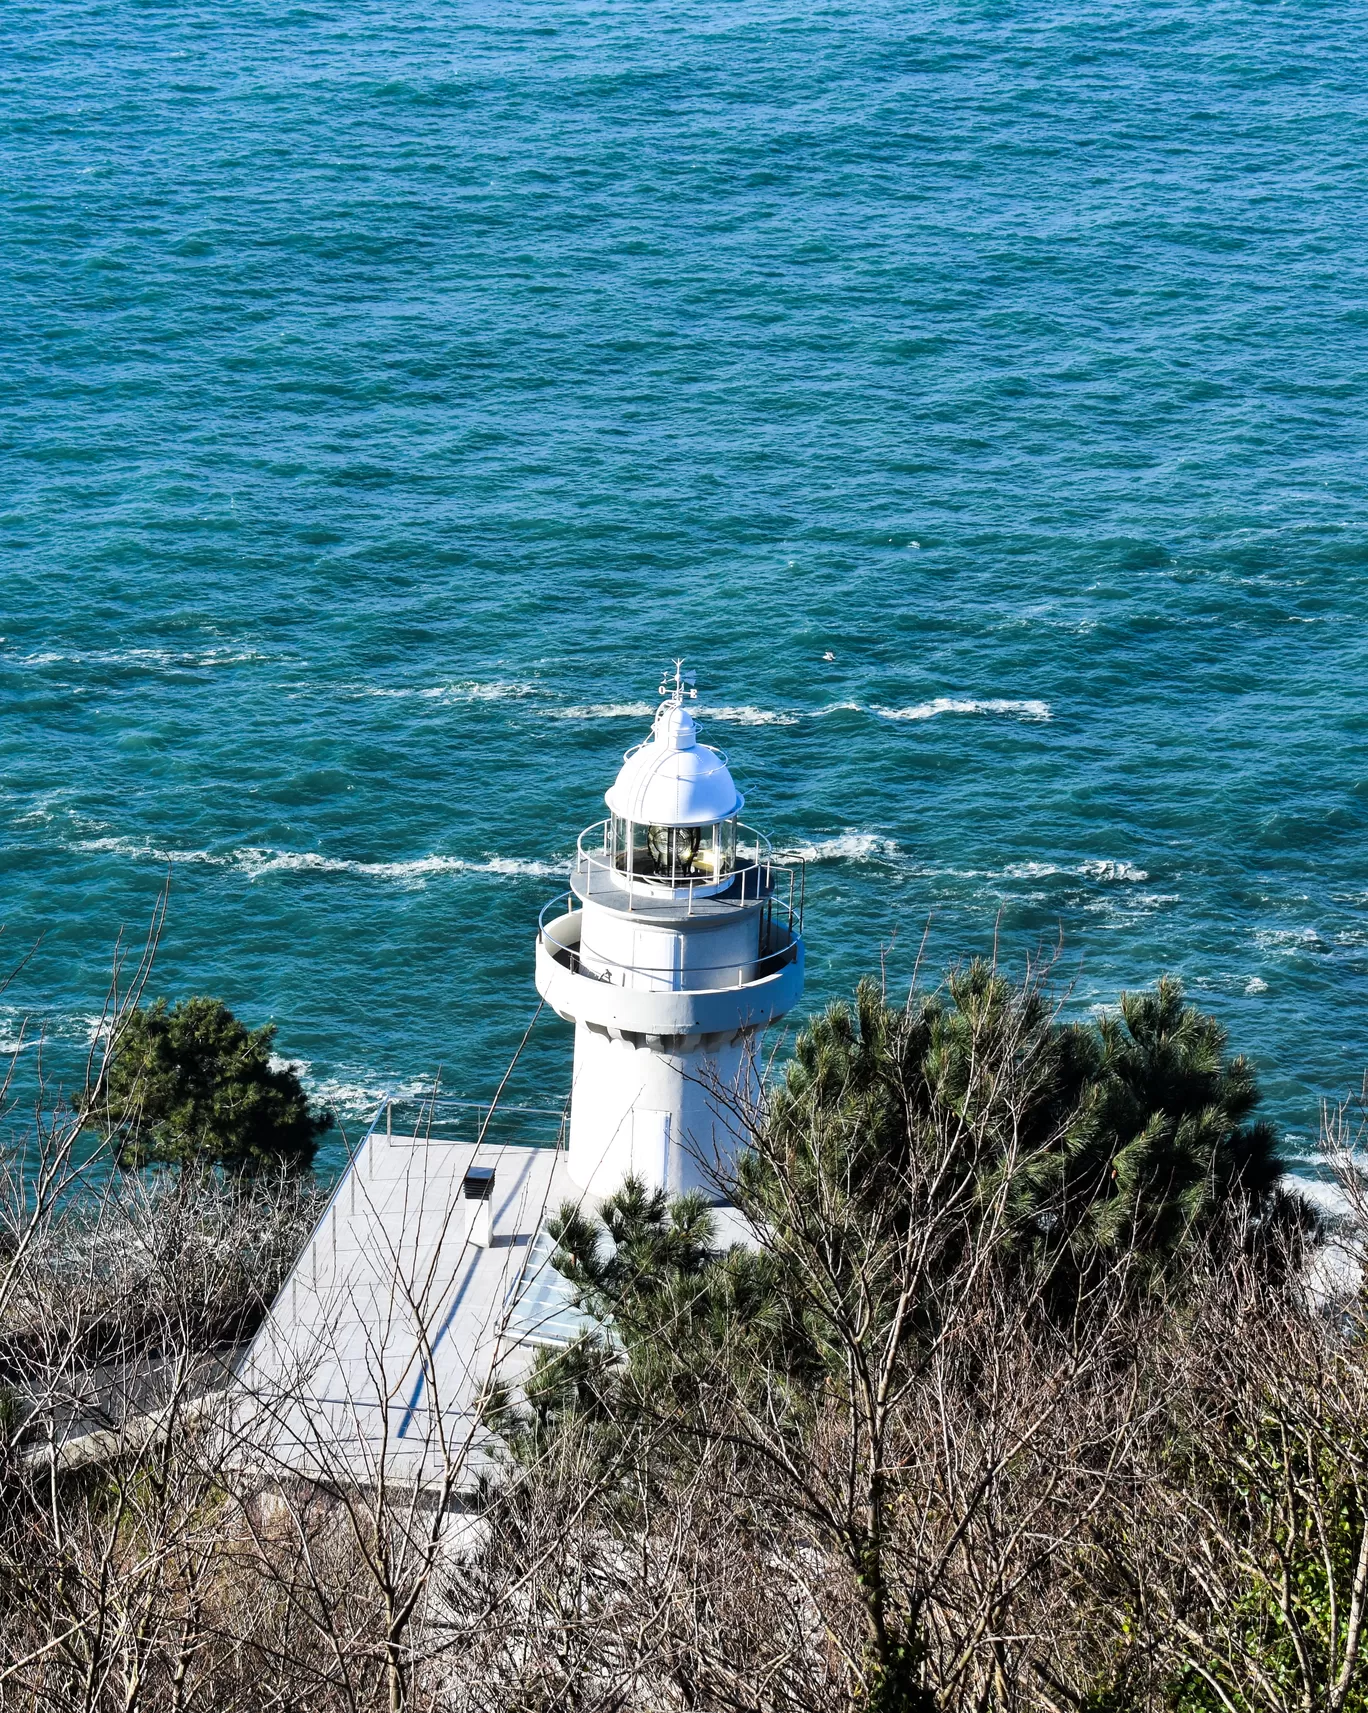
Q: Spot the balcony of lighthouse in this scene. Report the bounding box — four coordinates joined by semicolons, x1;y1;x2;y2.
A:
534;818;805;1051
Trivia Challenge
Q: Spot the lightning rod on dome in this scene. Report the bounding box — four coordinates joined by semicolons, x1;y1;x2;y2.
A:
659;658;698;704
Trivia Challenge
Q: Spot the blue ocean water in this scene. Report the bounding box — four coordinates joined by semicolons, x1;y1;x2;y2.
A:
3;0;1367;1173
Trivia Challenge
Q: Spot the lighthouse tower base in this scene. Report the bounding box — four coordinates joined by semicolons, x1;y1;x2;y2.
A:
567;1024;757;1202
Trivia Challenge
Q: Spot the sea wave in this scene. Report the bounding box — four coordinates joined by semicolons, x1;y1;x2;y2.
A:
552;701;657;720
358;680;542;704
302;1074;435;1117
0;1003;122;1055
273;685;1050;734
698;704;802;727
1078;859;1149;883
234;849;563;881
871;697;1052;724
77;835;221;866
774;832;900;864
76;837;562;882
1000;859;1150;884
1254;925;1330;955
1001;861;1069;881
0;1005;35;1056
15;646;275;671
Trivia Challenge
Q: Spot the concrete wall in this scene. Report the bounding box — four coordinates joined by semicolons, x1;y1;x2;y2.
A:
577;899;760;992
565;1022;757;1202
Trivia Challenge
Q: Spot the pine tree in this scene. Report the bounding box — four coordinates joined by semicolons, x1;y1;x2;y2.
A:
760;966;1292;1292
102;996;332;1174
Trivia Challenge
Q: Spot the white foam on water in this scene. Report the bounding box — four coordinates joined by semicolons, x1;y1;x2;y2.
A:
0;1007;36;1055
311;1080;388;1114
1245;976;1270;995
305;1073;433;1115
11;790;82;829
553;701;657;721
77;837;562;883
21;646;274;670
77;835;222;866
233;849;562;882
1254;925;1327;954
774;832;900;863
418;681;542;704
698;704;802;727
471;856;565;878
1000;858;1149;884
1002;861;1069;881
873;697;1053;723
268;1054;312;1077
0;1006;123;1054
1078;859;1150;883
1285;1174;1355;1219
353;679;541;704
356;680;541;704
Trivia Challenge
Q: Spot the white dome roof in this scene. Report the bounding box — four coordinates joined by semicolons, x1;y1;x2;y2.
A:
605;703;743;827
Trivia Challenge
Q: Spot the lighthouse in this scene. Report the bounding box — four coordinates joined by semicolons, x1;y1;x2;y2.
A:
236;664;807;1481
535;664;805;1201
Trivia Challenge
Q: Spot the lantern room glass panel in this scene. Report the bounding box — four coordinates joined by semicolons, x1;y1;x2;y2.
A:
609;816;740;884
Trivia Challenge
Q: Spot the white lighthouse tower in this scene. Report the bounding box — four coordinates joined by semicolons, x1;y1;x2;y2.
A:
236;665;806;1482
535;663;805;1202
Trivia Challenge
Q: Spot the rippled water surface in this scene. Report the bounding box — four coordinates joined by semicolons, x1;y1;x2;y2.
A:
4;0;1367;1169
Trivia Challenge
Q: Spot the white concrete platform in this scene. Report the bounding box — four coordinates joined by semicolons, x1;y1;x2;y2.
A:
235;1127;587;1488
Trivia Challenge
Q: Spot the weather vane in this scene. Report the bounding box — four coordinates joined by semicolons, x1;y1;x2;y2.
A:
658;658;698;707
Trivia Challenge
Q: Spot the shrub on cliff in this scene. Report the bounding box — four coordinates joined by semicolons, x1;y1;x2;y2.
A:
102;995;332;1174
483;969;1323;1710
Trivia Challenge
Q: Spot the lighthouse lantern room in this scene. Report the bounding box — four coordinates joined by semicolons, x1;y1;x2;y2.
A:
535;664;805;1201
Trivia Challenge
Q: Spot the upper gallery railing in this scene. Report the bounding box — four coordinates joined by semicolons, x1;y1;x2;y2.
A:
573;819;806;918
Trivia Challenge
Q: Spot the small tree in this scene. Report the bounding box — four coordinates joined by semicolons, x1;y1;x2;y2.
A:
102;996;331;1174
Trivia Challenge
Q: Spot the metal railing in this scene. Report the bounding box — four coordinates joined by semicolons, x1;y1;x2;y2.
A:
375;1094;568;1150
573;819;804;922
538;894;801;993
577;818;769;892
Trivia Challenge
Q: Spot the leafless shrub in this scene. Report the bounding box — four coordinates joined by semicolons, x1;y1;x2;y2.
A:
434;962;1169;1710
0;905;453;1713
1087;1238;1368;1709
3;915;1366;1713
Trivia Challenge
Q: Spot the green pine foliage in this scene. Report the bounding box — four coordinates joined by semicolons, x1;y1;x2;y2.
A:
768;966;1297;1294
520;1179;798;1462
102;996;332;1174
1044;975;1289;1270
522;968;1297;1445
